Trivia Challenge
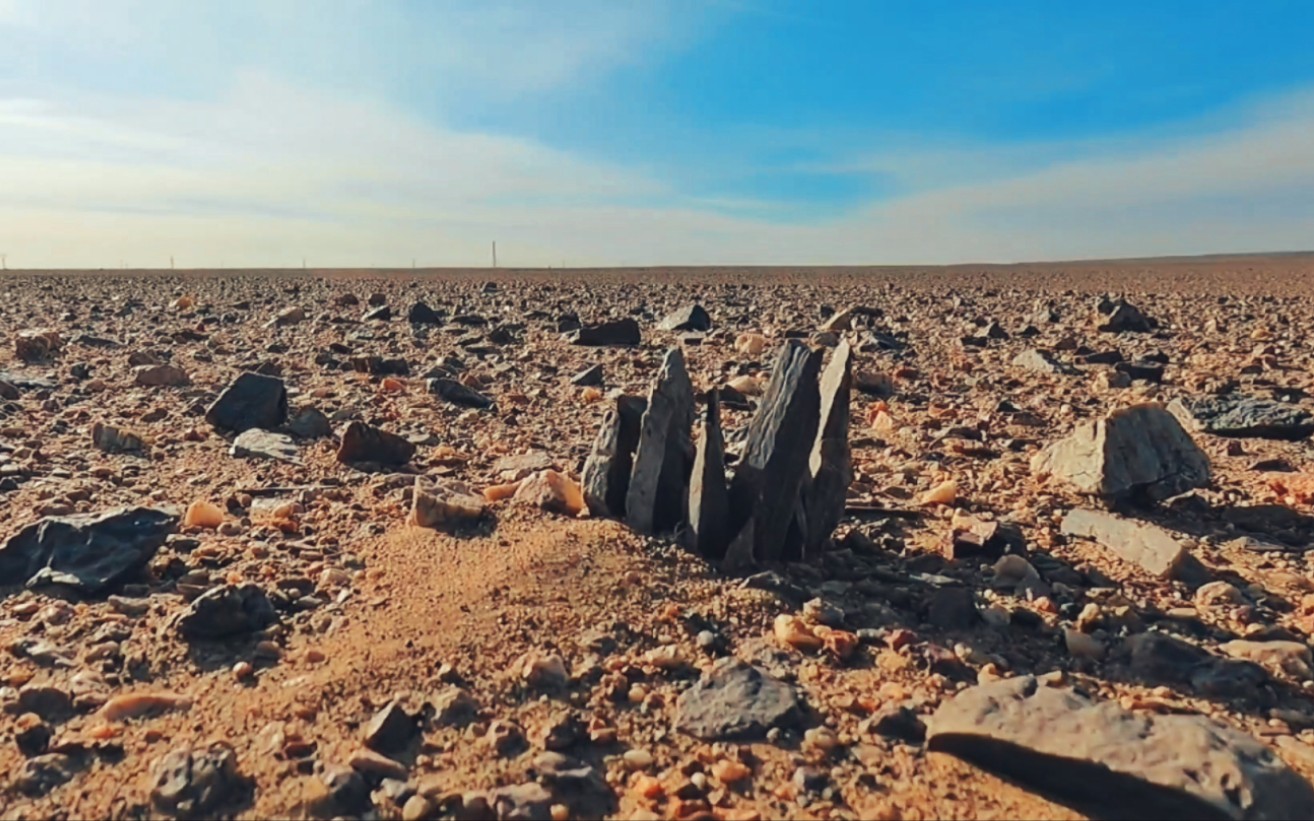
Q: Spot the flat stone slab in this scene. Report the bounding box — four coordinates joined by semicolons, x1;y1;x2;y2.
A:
1060;508;1188;578
0;507;177;595
230;429;300;464
205;372;288;433
928;675;1314;821
1168;395;1314;440
674;658;800;741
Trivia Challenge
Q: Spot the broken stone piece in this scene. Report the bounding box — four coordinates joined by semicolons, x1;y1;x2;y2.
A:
1060;508;1188;578
513;469;586;516
1168;395;1314;441
205;372;288;433
581;395;647;518
569;318;641;346
409;477;487;528
0;506;176;595
336;421;415;465
674;658;801;741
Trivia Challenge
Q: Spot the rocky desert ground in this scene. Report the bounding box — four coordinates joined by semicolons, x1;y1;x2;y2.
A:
5;256;1314;820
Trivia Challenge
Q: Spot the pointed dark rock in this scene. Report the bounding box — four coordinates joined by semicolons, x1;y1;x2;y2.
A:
407;302;442;324
687;390;730;558
0;506;176;595
798;340;853;559
571;364;604;387
726;341;823;562
350;356;410;376
581;396;647;518
362;305;392;322
657;303;711;332
625;348;696;534
204;373;288;433
336;421;415;465
1098;299;1154;333
427;378;494;409
569;318;641;347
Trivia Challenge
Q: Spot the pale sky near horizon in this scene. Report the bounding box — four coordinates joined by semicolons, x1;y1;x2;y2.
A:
2;0;1313;269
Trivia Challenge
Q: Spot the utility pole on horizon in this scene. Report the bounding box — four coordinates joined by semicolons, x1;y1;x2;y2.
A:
1;253;6;271
492;241;497;268
170;255;175;270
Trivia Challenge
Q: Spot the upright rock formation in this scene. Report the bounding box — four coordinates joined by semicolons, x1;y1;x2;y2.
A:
626;349;696;534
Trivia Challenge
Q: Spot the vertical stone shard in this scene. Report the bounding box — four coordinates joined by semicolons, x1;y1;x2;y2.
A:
625;349;696;534
726;341;823;563
581;395;647;518
687;390;730;559
799;340;853;560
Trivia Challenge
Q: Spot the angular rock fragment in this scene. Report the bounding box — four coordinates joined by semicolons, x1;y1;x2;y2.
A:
15;329;62;362
569;318;641;346
407;302;442;324
626;348;696;534
363;702;417;754
1031;403;1209;503
266;306;305;327
230;429;300;463
1011;348;1075;375
362;305;392;322
350;355;410;376
0;379;18;400
687;390;730;558
1168;395;1314;440
927;675;1314;821
571;364;604;387
657;303;711;332
409;477;486;528
0;507;176;595
1060;509;1188;578
286;406;332;439
151;743;250;817
134;364;190;387
514;469;586;516
726;341;823;562
1097;298;1154;333
336;421;415;465
178;584;277;640
797;340;853;559
92;421;146;453
427;377;494;409
1115;359;1165;383
205;372;288;433
581;395;647;518
675;658;801;741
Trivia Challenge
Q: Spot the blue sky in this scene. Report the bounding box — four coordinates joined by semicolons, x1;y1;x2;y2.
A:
2;0;1313;267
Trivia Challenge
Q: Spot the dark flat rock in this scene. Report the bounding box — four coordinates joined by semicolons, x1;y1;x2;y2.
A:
625;349;695;534
569;318;641;346
336;421;416;465
674;658;800;741
1168;395;1314;440
427;377;494;409
205;373;288;433
928;675;1314;821
0;506;176;596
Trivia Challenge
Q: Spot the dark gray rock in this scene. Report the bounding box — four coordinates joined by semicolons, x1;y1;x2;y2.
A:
427;377;494;409
363;701;417;754
927;675;1314;821
230;429;299;463
1116;359;1165;383
674;658;801;740
350;355;410;376
797;340;853;560
1098;299;1155;333
1032;403;1209;503
362;305;392;321
581;395;646;518
407;302;442;324
927;586;979;629
867;704;926;743
571;364;604;387
178;584;277;640
151;743;250;817
687;390;730;558
1168;395;1314;440
336;421;415;465
0;507;176;596
205;373;288;433
569;318;641;346
13;753;81;796
657;303;711;332
726;341;823;563
625;349;695;534
286;406;332;439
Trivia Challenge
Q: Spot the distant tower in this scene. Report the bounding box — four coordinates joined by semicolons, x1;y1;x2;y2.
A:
492;241;498;268
1;253;6;270
170;255;175;270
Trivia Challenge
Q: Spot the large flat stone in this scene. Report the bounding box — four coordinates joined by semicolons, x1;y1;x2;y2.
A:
1168;395;1314;441
1060;509;1188;578
625;349;695;534
674;659;800;741
928;675;1314;821
0;507;177;595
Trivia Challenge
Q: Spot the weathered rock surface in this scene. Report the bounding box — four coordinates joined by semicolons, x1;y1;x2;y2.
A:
336;421;415;465
409;477;486;528
92;421;145;453
178;584;277;640
205;373;288;433
1169;395;1314;440
230;429;299;463
1060;508;1189;578
687;390;730;558
625;348;695;534
581;395;647;518
0;507;176;595
286;406;332;439
569;318;641;346
927;675;1314;821
134;364;191;387
407;301;443;324
1097;298;1154;333
674;658;801;740
427;378;494;409
798;339;853;559
657;303;711;332
1012;348;1076;375
151;743;250;817
513;469;585;516
1032;403;1210;503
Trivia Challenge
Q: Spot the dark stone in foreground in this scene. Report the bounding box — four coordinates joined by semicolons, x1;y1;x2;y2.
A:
407;301;443;324
657;303;711;332
687;390;730;558
927;676;1314;821
205;372;288;433
151;743;250;817
1168;395;1314;440
675;658;800;740
581;395;647;518
336;421;416;465
427;378;494;409
0;507;176;595
626;348;695;534
178;584;277;640
569;318;641;346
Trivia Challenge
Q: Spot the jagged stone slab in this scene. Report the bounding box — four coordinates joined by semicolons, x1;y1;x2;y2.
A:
657;303;711;332
687;390;730;558
230;429;300;464
927;675;1314;821
1012;348;1076;375
407;302;443;324
1060;509;1188;578
336;421;415;465
427;378;494;409
569;318;641;346
626;349;695;534
1031;403;1209;503
1168;395;1314;441
727;341;823;562
1097;298;1154;333
674;659;801;741
581;395;647;518
798;340;853;560
205;372;288;433
0;507;177;595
